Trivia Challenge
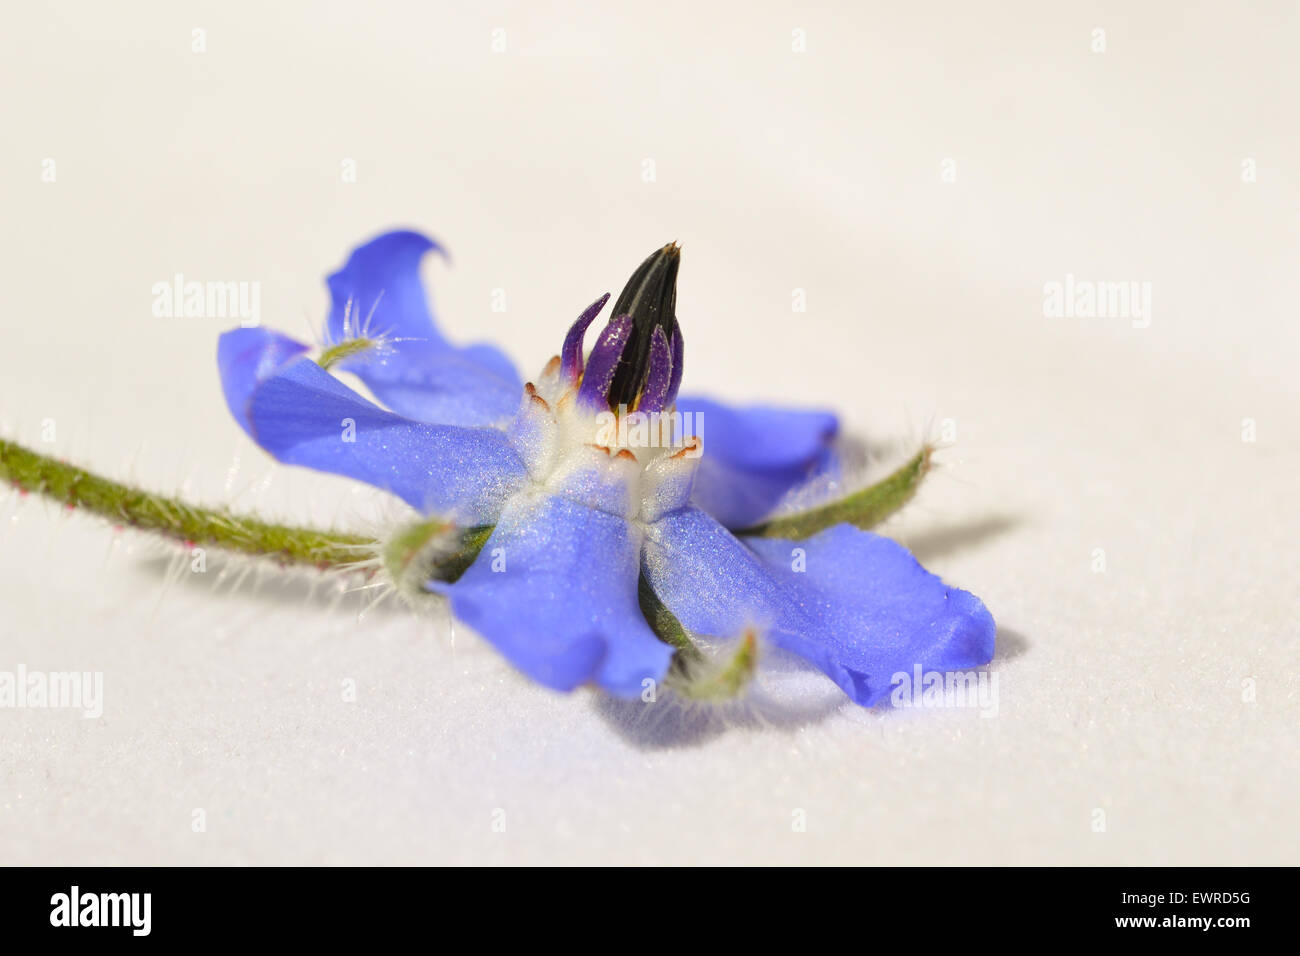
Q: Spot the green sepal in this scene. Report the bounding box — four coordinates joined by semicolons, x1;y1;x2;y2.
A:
383;517;493;593
317;338;378;371
738;445;932;540
638;571;759;701
638;571;693;652
665;630;759;701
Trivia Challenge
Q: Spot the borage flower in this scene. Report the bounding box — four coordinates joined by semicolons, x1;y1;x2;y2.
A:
217;230;995;705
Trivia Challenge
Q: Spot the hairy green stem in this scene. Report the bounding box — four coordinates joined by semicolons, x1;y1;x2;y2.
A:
0;437;374;568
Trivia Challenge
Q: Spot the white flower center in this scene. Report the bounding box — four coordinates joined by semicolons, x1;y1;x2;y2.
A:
505;361;702;523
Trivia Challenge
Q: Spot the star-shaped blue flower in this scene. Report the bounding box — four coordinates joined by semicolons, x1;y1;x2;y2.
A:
217;230;995;706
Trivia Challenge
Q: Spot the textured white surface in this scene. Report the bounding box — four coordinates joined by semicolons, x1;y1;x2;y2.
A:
1;1;1297;865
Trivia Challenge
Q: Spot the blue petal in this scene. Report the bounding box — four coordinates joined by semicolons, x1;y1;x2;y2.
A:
218;328;527;523
673;395;840;528
217;327;310;435
324;229;523;427
642;508;995;706
430;493;674;696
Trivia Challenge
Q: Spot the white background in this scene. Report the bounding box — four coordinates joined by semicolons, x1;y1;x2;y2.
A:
1;1;1296;864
